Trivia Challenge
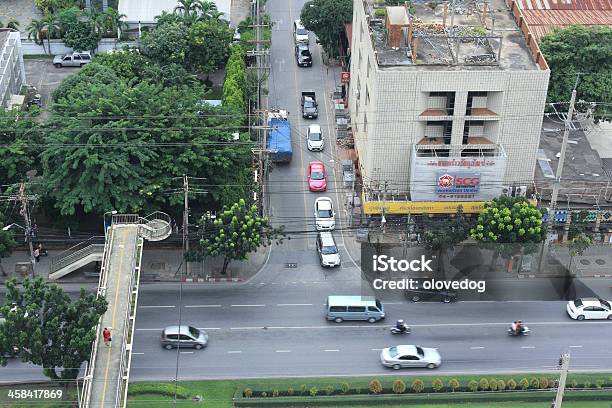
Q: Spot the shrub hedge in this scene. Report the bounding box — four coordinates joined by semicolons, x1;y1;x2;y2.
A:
128;383;190;399
222;45;247;112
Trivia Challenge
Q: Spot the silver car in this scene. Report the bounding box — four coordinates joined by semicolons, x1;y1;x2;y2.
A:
380;345;441;370
161;325;208;350
53;51;92;68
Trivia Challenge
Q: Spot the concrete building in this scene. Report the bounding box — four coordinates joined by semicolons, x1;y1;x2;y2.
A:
349;0;550;214
0;29;27;110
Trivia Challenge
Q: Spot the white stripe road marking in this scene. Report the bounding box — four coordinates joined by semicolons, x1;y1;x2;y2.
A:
371;348;383;351
180;351;194;354
136;328;221;331
521;346;536;349
132;352;145;355
231;304;266;307
227;351;242;354
184;305;222;308
139;305;176;308
569;345;583;348
470;347;486;350
277;303;313;306
275;350;291;353
324;349;340;352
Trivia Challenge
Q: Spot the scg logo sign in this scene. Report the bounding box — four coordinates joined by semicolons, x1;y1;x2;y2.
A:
455;176;480;187
436;172;481;192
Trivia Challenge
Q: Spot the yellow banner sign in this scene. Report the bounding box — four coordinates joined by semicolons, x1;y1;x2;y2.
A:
363;201;489;214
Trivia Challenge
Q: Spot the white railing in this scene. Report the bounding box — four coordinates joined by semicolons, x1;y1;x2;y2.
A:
138;211;172;241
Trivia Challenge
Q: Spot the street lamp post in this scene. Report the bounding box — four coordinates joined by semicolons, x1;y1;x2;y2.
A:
3;223;35;278
103;210;118;239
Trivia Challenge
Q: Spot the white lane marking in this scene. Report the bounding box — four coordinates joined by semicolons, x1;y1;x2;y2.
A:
180;351;194;354
231;304;266;307
139;305;176;308
132;352;145;355
185;305;222;308
569;345;583;348
324;349;340;352
521;346;536;349
136;327;221;331
227;351;242;354
470;346;486;350
275;350;291;353
277;303;313;306
371;348;383;351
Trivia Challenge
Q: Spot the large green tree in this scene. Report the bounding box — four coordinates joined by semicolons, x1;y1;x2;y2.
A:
470;196;545;272
200;199;285;276
140;21;190;66
0;109;41;185
540;25;612;121
0;218;17;277
421;207;471;275
62;21;100;51
188;20;233;75
300;0;353;57
0;277;107;381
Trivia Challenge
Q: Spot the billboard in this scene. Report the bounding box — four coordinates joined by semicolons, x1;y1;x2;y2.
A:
410;147;507;202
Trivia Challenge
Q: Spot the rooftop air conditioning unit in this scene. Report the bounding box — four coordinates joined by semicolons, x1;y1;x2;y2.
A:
501;186;512;197
515;186;528;197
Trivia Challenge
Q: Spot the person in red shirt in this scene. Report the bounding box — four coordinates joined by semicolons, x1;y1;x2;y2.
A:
103;328;112;347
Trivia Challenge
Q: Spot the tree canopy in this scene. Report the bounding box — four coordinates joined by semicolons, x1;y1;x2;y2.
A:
0;277;107;381
0;109;42;185
540;25;612;121
300;0;353;57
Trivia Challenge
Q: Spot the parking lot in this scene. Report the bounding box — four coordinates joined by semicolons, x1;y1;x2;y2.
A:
23;58;81;114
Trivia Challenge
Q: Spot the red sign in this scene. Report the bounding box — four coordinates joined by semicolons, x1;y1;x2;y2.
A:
341;72;350;83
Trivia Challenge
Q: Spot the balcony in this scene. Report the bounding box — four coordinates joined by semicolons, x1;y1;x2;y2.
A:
418;108;453;120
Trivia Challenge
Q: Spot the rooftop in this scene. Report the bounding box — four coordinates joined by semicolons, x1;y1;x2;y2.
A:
118;0;230;23
364;0;544;70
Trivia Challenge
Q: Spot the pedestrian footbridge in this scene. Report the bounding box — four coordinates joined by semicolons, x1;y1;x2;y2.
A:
51;212;172;408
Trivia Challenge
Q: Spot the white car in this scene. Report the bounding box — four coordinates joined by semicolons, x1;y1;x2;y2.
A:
314;197;335;231
566;298;612;320
316;231;340;267
307;124;324;151
293;20;309;43
380;345;441;370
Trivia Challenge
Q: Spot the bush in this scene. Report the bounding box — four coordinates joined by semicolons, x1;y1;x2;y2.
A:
309;387;318;397
325;385;334;395
392;379;406;394
374;8;386;17
530;378;540;389
497;379;506;391
287;387;294;396
261;391;267;397
507;379;517;390
272;389;279;397
489;378;499;391
448;378;460;392
596;379;605;388
222;45;247;112
479;378;490;391
340;382;350;394
432;378;444;392
128;383;190;399
369;379;383;394
582;381;592;389
468;380;479;392
539;378;550;388
300;384;307;395
519;378;530;390
568;379;578;389
243;388;253;398
412;379;425;393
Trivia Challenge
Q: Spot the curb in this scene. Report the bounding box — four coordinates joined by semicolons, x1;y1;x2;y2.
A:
181;277;243;283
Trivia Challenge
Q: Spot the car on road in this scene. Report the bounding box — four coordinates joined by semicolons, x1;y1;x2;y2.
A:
53;51;92;68
405;277;457;303
161;325;208;350
316;231;340;267
314;197;335;231
308;161;327;191
307;124;323;151
293;20;309;43
566;298;612;320
326;296;385;323
380;345;441;370
295;44;312;67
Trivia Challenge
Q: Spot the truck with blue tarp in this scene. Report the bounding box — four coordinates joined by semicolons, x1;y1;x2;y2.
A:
266;110;292;162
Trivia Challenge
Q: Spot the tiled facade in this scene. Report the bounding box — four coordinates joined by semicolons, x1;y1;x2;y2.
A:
0;30;27;110
349;0;550;195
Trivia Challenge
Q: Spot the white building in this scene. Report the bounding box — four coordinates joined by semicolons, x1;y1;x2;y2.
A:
349;0;550;213
0;30;27;110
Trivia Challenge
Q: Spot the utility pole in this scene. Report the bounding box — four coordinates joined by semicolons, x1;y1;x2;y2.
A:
183;174;190;276
552;353;571;408
17;183;36;278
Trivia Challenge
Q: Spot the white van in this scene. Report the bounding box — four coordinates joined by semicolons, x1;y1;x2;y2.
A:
293;20;309;43
326;296;385;323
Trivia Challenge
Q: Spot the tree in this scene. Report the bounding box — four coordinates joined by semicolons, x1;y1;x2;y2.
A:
200;199;285;276
1;19;21;30
188;20;233;75
41;14;61;55
540;26;612;122
470;196;545;272
102;7;128;39
174;0;201;19
0;218;17;277
0;277;107;382
26;19;47;53
140;22;190;66
567;233;592;273
63;21;100;51
300;0;352;57
0;109;42;185
421;207;471;275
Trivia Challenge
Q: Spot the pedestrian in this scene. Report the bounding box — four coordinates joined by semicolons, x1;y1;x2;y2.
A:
103;328;112;347
33;247;40;263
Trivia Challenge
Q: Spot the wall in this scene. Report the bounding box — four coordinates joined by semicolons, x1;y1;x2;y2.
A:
20;39;138;55
0;31;26;109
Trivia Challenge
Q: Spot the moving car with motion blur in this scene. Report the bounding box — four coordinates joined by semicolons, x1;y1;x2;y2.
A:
380;345;441;370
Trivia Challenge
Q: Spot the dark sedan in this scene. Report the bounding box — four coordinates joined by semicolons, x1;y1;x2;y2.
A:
295;44;312;67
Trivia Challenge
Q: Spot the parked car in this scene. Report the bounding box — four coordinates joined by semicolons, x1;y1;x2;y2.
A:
307;124;323;151
293;20;309;43
316;231;340;267
161;325;208;350
295;44;312;67
380;345;441;370
308;161;327;192
53;51;92;68
566;298;612;320
314;197;335;231
405;278;457;303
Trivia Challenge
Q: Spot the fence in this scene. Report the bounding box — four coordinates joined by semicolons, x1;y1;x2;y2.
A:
20;38;138;56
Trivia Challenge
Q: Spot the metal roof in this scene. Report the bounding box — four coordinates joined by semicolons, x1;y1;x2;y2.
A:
516;0;612;10
119;0;231;23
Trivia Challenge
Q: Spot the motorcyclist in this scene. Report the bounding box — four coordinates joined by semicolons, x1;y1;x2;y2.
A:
511;321;518;334
395;319;408;332
516;320;524;334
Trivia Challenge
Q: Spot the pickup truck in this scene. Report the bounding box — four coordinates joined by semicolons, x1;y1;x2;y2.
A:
53;51;92;68
301;91;318;119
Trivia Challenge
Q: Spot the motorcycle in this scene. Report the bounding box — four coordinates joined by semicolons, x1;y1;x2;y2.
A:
507;326;530;336
390;325;411;335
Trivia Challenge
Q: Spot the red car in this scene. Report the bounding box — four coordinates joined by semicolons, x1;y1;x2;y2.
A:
308;161;327;192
